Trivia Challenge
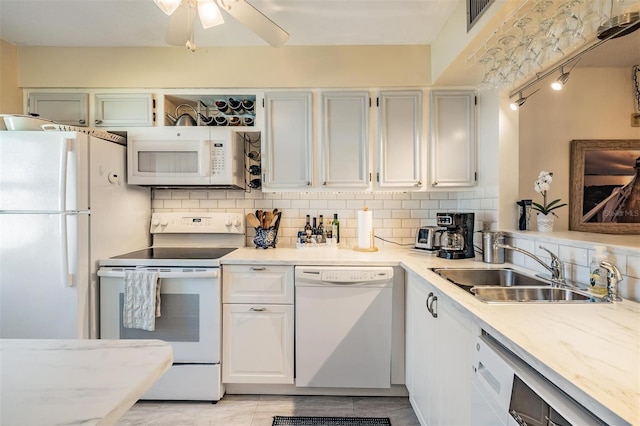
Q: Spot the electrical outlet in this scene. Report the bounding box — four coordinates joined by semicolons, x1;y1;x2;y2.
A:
632;113;640;127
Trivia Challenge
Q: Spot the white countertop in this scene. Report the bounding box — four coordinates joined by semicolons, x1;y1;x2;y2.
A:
0;339;173;426
222;246;640;425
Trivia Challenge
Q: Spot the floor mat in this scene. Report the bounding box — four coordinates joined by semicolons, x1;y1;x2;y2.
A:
272;416;392;426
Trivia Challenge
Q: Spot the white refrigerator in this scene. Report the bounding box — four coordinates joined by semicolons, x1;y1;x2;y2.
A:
0;131;150;339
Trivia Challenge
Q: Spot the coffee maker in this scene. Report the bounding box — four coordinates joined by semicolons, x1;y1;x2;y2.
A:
436;212;475;259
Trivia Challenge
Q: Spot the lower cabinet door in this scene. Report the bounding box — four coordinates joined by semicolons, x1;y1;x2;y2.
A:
222;303;294;384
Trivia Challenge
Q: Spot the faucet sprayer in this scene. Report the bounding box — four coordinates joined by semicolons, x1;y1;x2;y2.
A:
599;261;623;302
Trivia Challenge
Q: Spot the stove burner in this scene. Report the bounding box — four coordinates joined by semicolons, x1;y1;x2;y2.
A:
112;247;237;261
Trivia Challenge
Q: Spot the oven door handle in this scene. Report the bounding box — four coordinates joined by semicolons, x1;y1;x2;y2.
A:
97;269;219;279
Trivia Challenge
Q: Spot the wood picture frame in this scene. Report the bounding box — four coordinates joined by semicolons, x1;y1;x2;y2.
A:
569;139;640;234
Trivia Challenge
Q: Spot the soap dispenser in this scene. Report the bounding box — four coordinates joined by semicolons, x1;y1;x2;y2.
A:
589;246;608;297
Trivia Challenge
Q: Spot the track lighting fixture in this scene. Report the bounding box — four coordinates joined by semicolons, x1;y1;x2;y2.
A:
551;68;570;91
509;89;539;111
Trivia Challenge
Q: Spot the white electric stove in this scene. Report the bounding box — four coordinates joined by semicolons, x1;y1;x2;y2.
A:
98;212;245;401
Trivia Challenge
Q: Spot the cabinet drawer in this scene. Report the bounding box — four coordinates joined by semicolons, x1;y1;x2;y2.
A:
222;265;294;304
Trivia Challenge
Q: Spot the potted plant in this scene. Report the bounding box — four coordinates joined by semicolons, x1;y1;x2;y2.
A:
533;171;567;232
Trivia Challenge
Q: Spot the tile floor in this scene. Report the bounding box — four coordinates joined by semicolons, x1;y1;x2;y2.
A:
118;394;421;426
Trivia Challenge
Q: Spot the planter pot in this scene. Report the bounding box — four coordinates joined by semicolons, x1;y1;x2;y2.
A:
536;213;555;232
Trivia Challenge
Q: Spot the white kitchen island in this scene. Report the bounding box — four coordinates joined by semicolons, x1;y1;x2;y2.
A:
0;339;172;425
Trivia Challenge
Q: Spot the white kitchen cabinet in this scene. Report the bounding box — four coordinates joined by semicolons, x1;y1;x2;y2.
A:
405;271;472;425
376;90;423;190
222;265;294;384
94;93;154;127
428;90;477;188
320;91;370;189
262;92;313;191
27;92;89;127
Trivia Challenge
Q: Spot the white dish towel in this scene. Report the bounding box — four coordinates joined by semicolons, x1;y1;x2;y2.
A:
123;269;161;331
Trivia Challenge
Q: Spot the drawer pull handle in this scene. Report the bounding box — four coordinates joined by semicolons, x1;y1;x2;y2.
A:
249;267;266;271
250;307;266;312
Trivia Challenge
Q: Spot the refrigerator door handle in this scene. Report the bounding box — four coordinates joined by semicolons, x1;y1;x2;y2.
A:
64;139;78;211
61;213;78;287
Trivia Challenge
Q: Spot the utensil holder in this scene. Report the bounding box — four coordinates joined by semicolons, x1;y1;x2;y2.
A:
253;227;278;249
482;231;505;264
252;212;281;249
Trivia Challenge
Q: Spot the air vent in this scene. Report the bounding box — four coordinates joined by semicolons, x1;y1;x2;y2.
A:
467;0;494;31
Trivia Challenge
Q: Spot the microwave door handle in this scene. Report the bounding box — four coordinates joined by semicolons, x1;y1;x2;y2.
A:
201;139;211;177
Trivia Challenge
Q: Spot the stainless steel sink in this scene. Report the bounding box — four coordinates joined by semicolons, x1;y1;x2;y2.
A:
431;267;608;303
431;268;550;289
471;286;596;303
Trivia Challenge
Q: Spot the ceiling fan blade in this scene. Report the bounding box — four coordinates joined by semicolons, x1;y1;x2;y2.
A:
166;3;196;46
218;0;289;47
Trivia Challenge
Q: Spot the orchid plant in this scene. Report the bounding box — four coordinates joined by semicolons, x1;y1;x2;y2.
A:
533;171;567;217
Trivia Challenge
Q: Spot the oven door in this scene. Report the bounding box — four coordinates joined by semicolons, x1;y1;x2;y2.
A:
98;267;220;363
127;138;212;185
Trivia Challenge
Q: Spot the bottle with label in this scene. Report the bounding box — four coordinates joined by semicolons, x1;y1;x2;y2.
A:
304;215;312;240
589;245;608;297
332;213;340;245
317;215;325;243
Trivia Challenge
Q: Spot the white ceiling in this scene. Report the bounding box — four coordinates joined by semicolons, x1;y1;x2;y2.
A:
0;0;637;69
0;0;460;47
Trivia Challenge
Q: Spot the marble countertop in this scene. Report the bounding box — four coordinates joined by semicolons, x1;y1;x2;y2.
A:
0;339;173;426
221;246;640;425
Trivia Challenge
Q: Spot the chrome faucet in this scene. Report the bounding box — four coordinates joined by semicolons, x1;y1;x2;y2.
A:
599;260;623;302
494;243;566;286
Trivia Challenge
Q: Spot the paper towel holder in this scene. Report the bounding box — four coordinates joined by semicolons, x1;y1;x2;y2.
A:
354;207;379;252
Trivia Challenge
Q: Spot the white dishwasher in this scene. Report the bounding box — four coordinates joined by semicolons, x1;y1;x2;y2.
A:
295;266;393;388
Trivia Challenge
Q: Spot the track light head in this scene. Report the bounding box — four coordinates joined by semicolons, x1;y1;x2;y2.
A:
551;70;571;91
510;94;526;111
509;89;539;111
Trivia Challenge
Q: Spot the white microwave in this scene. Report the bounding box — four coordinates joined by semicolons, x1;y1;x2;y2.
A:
127;128;245;188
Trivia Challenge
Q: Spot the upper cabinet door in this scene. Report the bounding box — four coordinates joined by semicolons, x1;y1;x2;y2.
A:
321;91;370;189
28;93;89;127
376;90;423;190
429;90;477;188
95;93;154;127
263;92;313;191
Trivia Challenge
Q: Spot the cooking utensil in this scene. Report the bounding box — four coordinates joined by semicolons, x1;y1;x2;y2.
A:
165;104;197;126
2;114;55;131
264;211;274;227
246;213;260;228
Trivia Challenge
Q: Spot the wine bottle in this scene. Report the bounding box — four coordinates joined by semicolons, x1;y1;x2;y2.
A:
332;213;340;244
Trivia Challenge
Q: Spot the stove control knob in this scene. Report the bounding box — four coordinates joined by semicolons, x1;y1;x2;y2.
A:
160;218;169;226
152;217;161;227
233;216;241;227
225;216;233;227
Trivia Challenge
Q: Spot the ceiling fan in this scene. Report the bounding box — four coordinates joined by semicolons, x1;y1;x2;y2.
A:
153;0;289;51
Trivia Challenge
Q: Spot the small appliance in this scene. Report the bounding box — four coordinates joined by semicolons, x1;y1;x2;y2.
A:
414;226;444;251
436;212;475;259
127;127;245;188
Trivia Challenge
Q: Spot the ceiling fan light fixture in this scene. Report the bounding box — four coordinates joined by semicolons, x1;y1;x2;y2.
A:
154;0;182;16
198;0;224;29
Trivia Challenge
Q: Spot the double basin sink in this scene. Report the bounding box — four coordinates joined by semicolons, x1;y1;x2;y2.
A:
431;268;606;303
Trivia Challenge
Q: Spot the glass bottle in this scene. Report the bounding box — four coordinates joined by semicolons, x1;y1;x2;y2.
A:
332;213;340;244
304;215;312;238
317;215;325;243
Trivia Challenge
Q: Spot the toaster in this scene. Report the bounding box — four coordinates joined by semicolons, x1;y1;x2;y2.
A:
415;226;444;250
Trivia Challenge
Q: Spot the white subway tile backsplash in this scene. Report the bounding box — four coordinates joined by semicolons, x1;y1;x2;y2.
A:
181;200;200;209
558;245;589;267
217;199;237;209
392;210;411;219
163;200;182;209
429;192;449;200
153;189;172;199
626;255;640;278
